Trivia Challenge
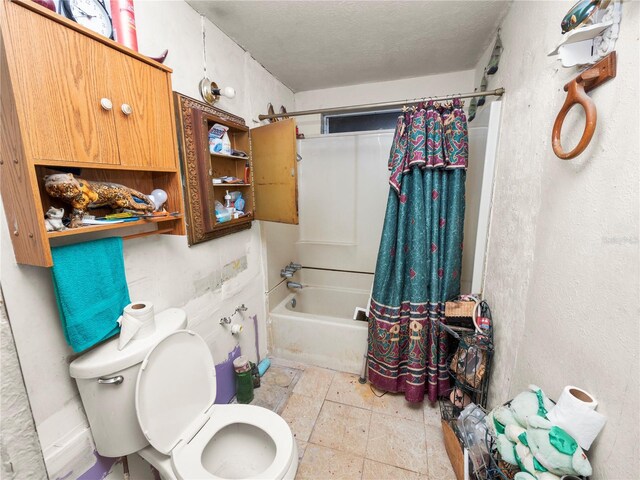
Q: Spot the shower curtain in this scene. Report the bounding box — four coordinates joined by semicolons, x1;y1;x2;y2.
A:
367;100;468;403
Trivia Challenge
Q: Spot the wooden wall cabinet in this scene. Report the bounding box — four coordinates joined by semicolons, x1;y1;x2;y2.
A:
0;0;185;267
174;94;299;245
3;0;176;170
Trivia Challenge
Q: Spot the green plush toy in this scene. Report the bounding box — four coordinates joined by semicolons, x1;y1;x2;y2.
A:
514;473;537;480
488;404;518;436
488;385;592;479
514;472;562;480
496;434;518;464
509;385;555;427
510;424;562;480
527;421;592;477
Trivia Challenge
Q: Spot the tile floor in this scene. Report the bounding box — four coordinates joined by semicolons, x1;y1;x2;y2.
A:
252;359;456;480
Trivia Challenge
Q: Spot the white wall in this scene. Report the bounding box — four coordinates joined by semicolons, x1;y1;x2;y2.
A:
477;2;639;479
0;290;48;480
0;1;294;478
296;131;392;273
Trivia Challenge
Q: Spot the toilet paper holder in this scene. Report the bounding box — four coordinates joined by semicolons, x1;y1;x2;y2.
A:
219;304;248;325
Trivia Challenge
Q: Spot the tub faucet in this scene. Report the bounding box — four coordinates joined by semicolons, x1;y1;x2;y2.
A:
281;262;302;278
280;269;293;278
287;281;303;290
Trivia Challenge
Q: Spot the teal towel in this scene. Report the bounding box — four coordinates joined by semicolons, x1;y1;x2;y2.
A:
51;237;130;353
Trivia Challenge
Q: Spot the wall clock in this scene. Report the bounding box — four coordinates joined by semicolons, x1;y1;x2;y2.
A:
61;0;113;39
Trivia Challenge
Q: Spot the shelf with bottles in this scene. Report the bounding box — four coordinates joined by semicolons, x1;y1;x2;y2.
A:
205;113;250;156
214;212;254;228
210;157;251;186
210;152;250;161
205;114;251;179
212;186;253;224
212;183;251;188
174;93;299;245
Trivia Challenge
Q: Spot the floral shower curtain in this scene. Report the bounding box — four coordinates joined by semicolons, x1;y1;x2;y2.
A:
367;99;468;403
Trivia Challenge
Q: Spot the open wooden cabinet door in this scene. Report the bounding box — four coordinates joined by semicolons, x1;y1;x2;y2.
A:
251;119;299;224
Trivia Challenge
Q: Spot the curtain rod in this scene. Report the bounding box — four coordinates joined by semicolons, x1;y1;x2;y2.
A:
258;87;505;120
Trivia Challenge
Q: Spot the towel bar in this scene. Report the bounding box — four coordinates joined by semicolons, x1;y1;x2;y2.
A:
551;52;617;160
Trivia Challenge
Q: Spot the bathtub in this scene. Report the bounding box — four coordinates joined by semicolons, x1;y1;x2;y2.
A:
269;270;372;374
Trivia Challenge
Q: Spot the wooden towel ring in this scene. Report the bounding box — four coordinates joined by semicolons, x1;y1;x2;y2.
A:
552;52;617;160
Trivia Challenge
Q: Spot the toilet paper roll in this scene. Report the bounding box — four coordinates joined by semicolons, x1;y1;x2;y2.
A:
118;302;156;350
123;302;155;335
124;301;154;317
547;386;606;450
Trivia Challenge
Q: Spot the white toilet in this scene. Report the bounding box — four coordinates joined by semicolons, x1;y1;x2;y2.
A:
69;308;298;480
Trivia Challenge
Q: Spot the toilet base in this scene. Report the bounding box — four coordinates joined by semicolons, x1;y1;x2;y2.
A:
137;446;174;480
137;441;298;480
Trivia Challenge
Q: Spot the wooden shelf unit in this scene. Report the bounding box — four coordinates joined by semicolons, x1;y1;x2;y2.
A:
203;114;254;229
48;214;183;238
34;163;185;238
174;94;299;246
205;114;255;227
0;0;185;267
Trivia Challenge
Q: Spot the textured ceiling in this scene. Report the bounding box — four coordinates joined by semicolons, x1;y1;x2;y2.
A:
187;1;511;92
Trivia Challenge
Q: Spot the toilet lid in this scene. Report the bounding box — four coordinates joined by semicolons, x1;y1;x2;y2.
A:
135;330;217;454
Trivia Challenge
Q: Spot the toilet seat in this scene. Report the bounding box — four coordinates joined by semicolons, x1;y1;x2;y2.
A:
135;330;296;480
171;404;295;480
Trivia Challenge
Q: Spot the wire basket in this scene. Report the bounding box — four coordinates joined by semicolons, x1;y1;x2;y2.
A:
445;299;477;318
448;332;493;407
440;398;463;423
439;399;468;480
443;301;494;408
443;389;590;480
440;399;517;480
439;300;500;479
483;425;518;480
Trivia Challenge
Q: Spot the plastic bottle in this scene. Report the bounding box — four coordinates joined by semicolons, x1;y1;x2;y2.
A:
214;200;230;223
233;356;254;404
244;160;250;184
234;195;245;213
250;362;260;388
221;130;232;156
224;190;234;215
209;124;229;154
257;358;271;376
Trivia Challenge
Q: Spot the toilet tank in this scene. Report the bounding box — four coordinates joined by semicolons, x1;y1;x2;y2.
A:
69;308;187;458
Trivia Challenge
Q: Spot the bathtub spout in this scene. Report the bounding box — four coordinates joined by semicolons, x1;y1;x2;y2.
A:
287;281;303;290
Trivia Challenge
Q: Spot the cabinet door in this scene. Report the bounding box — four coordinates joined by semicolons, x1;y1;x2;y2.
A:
251;119;298;224
4;2;118;164
107;51;177;170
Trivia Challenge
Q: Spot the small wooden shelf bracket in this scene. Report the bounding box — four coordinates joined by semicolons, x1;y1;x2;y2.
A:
551;52;617;160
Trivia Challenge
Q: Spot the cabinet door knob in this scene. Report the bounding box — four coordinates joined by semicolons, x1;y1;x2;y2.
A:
121;104;133;116
100;98;113;110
